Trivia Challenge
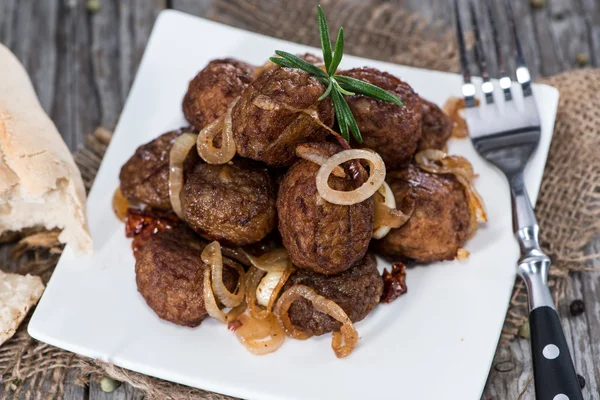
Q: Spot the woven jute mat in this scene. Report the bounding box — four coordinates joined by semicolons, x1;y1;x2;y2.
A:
1;0;599;398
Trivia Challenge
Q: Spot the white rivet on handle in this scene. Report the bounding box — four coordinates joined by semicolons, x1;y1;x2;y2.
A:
553;394;569;400
543;344;560;360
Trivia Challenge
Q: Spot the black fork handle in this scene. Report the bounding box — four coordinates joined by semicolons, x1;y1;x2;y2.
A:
530;305;583;399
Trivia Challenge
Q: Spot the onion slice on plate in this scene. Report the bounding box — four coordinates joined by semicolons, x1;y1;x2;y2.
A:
168;132;198;219
316;149;385;206
274;284;359;358
241;248;289;273
196;98;238;165
202;241;245;308
246;265;292;320
235;311;286;355
295;144;346;178
372;182;414;239
415;149;487;236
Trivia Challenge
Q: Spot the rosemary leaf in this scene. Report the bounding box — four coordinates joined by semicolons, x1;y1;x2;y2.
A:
269;57;297;69
332;79;355;96
318;80;334;101
334;75;403;106
331;90;350;141
317;6;333;71
328;27;345;76
274;51;329;80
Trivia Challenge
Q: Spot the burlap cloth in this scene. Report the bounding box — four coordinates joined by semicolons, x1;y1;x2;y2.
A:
1;0;599;398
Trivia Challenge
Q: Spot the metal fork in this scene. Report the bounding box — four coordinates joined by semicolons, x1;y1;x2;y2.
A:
454;1;583;399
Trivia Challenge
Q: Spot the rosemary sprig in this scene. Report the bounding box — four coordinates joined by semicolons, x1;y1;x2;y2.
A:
269;5;403;143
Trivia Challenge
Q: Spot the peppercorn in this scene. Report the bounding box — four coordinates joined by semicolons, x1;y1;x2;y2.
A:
87;0;101;13
569;299;585;316
518;320;530;340
577;374;586;389
100;376;121;393
576;53;589;67
530;0;546;8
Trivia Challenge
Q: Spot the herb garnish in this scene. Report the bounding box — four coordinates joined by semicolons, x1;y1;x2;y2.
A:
269;6;403;143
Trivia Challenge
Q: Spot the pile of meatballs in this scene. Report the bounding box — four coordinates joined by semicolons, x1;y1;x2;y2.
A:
118;54;476;352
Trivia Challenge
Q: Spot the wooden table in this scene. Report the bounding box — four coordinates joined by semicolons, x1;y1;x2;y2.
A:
1;1;598;399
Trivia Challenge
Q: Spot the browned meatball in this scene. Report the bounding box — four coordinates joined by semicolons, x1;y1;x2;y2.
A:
281;254;383;336
418;99;452;151
376;165;470;263
180;160;277;246
119;128;198;209
135;226;239;327
253;53;323;78
182;58;254;130
338;67;423;170
232;67;334;167
277;156;374;275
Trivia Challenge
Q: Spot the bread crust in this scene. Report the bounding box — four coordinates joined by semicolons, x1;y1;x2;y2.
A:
0;43;91;254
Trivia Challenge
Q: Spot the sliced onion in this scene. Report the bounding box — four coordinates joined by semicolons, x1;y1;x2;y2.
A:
202;241;245;308
295;144;346;178
241;248;289;273
169;132;198;219
226;301;248;322
274;284;359;358
112;188;129;222
220;246;251;267
246;265;292;320
415;149;487;237
197;98;238;164
316;149;385;206
443;96;480;139
203;269;228;323
235;311;286;355
372;182;414;239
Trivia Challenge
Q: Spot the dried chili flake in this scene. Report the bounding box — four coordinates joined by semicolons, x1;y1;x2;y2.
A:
125;208;180;258
228;320;243;332
380;262;408;303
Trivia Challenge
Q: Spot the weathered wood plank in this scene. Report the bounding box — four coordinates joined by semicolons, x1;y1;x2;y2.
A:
0;0;166;151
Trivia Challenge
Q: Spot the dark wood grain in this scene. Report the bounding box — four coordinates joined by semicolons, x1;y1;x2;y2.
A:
1;1;598;399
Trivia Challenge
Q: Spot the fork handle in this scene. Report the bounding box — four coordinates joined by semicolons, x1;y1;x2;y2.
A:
529;304;583;400
509;171;583;399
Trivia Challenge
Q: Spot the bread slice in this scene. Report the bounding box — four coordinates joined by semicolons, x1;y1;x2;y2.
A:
0;43;92;254
0;270;44;346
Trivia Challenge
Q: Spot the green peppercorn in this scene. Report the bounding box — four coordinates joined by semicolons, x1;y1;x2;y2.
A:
87;0;101;13
100;376;121;393
576;53;589;67
530;0;546;8
518;320;530;339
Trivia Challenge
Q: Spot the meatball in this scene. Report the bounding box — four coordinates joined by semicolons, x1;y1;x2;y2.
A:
135;226;239;327
277;154;374;274
338;67;423;169
253;53;323;78
418;99;452;151
376;164;470;263
281;254;383;336
182;58;254;130
232;67;334;167
180;160;277;246
119;128;198;209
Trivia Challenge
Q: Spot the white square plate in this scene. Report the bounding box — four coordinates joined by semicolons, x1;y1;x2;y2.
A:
29;10;559;400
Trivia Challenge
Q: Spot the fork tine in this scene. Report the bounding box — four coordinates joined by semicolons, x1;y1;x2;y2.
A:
485;0;513;101
468;0;494;104
504;0;533;97
453;0;477;107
